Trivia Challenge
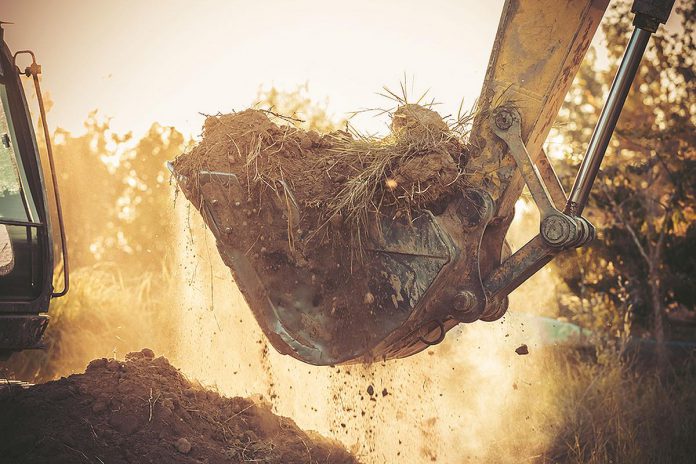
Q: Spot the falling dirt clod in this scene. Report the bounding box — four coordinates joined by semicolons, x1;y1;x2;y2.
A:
515;344;529;355
0;350;359;464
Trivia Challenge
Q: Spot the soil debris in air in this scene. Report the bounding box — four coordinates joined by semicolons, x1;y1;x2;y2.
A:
0;349;359;464
515;344;530;355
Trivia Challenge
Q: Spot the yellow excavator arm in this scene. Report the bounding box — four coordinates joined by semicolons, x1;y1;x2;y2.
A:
473;0;608;216
479;0;674;306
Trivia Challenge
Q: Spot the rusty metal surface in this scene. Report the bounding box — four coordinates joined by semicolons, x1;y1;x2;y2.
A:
536;149;568;210
470;0;608;220
361;188;496;361
193;172;455;364
491;107;558;220
483;235;556;300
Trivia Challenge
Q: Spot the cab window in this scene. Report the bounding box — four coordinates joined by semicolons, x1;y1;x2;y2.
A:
0;77;45;300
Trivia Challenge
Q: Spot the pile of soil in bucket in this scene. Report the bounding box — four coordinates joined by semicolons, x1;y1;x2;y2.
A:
172;105;470;362
174;104;468;254
0;349;358;464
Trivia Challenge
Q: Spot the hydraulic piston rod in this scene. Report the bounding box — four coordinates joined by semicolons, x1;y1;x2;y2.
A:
566;26;651;216
566;0;676;215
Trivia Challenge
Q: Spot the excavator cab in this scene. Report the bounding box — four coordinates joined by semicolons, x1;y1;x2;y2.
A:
0;24;67;355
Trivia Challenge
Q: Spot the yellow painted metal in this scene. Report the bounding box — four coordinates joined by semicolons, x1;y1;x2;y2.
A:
470;0;609;220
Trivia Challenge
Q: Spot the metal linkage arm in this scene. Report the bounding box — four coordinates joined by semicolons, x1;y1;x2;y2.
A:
483;107;595;302
491;107;595;250
491;110;557;220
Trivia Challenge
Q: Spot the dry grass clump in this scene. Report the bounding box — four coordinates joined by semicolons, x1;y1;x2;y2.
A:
0;265;180;383
312;103;469;248
541;350;696;464
174;89;478;252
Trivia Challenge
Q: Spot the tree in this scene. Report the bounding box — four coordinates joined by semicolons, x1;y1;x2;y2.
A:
115;123;184;268
51;113;185;271
552;0;695;360
253;84;346;132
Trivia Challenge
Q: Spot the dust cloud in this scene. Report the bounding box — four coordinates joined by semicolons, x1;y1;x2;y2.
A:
171;195;564;463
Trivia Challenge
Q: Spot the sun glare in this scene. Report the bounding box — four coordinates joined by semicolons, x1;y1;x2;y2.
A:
4;0;504;139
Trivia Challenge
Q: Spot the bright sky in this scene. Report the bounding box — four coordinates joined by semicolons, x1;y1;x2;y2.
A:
3;0;504;138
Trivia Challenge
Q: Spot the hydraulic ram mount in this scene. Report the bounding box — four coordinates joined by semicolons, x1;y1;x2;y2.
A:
483;0;675;303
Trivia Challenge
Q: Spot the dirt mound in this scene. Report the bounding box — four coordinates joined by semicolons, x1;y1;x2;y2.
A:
0;349;359;464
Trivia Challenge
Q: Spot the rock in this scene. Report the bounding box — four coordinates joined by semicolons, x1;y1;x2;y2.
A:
367;385;374;396
175;437;192;454
141;348;155;359
515;344;529;355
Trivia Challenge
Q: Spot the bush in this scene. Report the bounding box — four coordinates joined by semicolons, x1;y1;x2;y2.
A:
541;350;696;464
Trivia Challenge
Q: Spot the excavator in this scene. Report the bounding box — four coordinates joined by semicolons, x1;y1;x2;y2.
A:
0;1;675;365
0;22;68;357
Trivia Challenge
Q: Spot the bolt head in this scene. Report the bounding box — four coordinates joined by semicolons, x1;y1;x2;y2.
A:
541;214;576;247
454;290;476;312
494;110;514;130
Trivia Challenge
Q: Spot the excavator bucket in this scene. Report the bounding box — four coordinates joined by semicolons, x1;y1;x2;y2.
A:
173;161;504;365
172;0;608;365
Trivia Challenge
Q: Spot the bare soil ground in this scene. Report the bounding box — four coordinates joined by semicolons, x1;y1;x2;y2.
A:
0;349;358;464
